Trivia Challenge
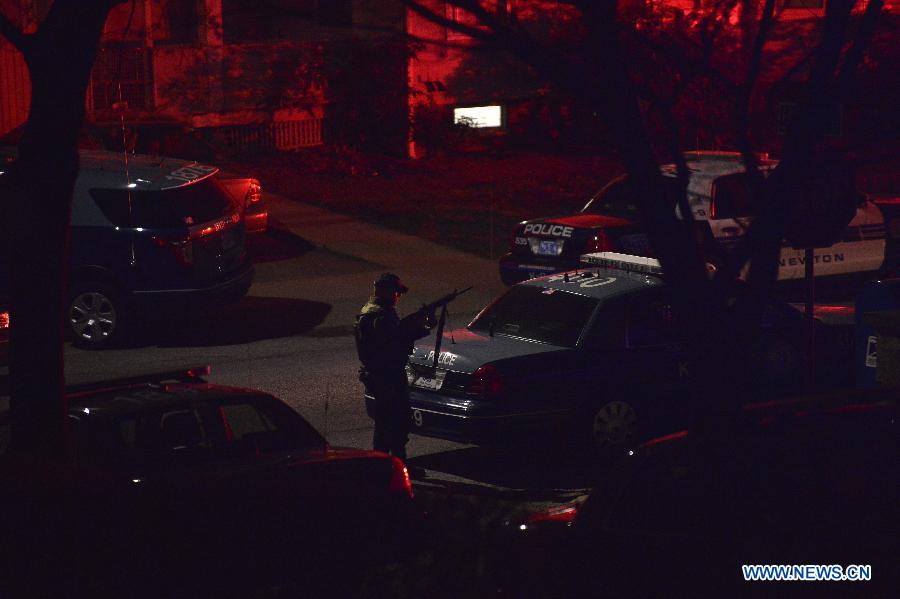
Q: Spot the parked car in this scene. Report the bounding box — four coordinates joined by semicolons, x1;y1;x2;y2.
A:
492;395;898;598
217;171;267;234
0;368;419;597
0;147;254;349
405;253;852;450
499;151;888;285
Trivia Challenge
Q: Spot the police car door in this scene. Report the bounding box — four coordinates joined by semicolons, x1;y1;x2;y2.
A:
707;172;754;268
622;290;690;426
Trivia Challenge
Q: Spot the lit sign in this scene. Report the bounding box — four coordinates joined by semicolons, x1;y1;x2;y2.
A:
454;105;502;128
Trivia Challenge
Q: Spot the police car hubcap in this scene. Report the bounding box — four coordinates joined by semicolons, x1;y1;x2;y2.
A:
70;292;116;341
592;401;637;446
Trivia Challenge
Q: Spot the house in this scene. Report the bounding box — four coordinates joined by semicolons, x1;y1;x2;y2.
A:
1;0;896;174
0;0;408;156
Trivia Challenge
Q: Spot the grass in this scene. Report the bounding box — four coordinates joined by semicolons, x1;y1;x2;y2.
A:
228;148;624;258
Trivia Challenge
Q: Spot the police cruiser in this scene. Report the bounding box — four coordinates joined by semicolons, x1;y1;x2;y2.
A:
0;148;254;349
499;151;888;285
409;253;849;450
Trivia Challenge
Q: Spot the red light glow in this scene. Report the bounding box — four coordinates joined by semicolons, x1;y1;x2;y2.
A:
585;230;611;253
641;429;689;448
246;181;262;203
526;503;579;525
0;311;9;330
468;364;505;399
389;456;414;498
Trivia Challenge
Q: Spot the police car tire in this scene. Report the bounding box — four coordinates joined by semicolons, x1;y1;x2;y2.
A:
588;399;639;452
67;282;129;349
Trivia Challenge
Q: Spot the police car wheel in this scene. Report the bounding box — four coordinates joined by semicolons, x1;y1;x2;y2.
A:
590;400;638;449
67;282;126;349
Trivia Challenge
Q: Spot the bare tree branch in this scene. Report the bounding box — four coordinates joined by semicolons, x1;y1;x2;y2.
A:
835;0;884;98
402;0;497;42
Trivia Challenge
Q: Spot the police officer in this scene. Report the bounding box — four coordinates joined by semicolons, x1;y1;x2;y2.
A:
355;273;433;462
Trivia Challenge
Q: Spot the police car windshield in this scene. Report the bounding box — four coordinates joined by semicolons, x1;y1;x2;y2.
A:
90;177;235;228
469;286;598;347
582;176;679;218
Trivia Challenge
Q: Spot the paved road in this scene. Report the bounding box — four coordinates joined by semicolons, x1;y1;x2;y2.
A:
43;193;591;492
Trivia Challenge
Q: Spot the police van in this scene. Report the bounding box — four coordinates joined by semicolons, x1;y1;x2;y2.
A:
499;151;888;285
0;148;254;349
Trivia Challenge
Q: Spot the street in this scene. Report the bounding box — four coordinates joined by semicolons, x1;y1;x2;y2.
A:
55;192;588;492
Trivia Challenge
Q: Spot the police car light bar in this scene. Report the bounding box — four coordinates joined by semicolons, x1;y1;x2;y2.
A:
580;252;663;275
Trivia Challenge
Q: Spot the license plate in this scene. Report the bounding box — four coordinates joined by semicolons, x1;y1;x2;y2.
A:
413;370;446;390
535;240;561;256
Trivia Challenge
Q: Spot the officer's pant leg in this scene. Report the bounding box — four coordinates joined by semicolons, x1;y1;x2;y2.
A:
372;393;392;454
388;387;411;461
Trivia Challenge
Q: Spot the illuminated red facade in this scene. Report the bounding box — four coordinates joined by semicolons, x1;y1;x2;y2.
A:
0;0;896;168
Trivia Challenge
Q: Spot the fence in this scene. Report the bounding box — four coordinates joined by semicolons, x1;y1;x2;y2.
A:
222;118;323;152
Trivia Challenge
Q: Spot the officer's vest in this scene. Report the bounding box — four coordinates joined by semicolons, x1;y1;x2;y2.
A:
353;312;378;369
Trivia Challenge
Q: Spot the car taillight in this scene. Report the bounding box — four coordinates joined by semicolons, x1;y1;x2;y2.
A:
467;364;505;400
0;311;9;330
523;502;579;528
584;230;611;253
246;180;262;204
152;235;193;267
389;456;414;498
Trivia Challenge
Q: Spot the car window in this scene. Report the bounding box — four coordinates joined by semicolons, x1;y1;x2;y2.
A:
160;409;209;450
75;406;215;467
218;396;326;452
582;177;639;218
221;402;276;440
710;172;762;219
582;176;679;219
90;176;235;228
469;286;598;347
627;292;675;348
582;296;628;350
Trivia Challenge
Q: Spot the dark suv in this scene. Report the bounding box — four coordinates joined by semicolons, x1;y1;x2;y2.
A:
1;148;253;348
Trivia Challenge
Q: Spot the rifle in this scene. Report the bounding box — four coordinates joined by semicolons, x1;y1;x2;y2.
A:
406;287;472;371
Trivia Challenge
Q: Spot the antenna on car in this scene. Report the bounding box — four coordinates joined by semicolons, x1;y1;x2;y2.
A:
448;307;456;345
113;1;138;267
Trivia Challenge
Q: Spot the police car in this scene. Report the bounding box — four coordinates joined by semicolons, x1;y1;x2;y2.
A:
408;253;849;449
499;151;888;285
0;148;254;349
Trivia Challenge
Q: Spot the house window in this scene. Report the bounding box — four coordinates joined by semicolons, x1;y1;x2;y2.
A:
783;0;825;8
161;0;200;43
454;105;503;128
89;44;149;112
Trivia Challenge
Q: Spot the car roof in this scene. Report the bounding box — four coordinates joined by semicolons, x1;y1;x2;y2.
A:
77;149;219;191
518;266;663;300
659;151;778;199
1;146;219;192
69;382;267;420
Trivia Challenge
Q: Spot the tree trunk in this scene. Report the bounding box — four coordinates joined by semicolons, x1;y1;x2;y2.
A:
4;1;123;459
